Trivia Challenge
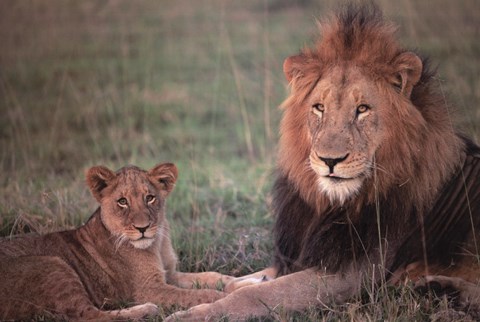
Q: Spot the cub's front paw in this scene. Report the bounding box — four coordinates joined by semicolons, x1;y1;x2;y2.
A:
224;274;271;293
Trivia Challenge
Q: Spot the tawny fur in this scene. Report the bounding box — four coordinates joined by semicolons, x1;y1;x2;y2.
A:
0;163;232;321
167;5;480;321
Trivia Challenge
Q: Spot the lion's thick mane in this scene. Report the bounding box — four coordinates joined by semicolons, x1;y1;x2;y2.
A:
273;5;479;276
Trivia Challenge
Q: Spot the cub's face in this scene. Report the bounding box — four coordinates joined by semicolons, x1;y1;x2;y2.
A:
87;163;178;249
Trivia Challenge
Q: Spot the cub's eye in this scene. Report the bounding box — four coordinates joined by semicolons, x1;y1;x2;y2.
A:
356;104;370;115
117;198;128;208
146;195;156;204
312;103;325;114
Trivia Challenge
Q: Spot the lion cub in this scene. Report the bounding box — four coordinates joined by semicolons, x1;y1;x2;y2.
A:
0;163;232;320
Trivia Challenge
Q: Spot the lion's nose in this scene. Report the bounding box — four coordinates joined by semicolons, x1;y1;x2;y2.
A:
134;224;150;234
318;154;349;173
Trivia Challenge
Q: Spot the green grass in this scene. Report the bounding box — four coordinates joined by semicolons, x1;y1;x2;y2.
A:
1;0;479;320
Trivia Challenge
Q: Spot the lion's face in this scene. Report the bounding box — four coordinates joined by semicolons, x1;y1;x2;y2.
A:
281;49;423;205
306;66;385;203
86;163;178;249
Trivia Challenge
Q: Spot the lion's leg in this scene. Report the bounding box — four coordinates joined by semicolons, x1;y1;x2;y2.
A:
172;271;234;290
165;268;361;321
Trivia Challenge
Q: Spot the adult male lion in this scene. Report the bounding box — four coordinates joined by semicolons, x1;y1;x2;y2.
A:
0;163;232;320
168;5;480;321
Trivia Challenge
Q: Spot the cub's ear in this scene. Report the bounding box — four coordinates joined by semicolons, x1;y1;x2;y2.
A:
148;163;178;195
391;51;423;98
283;54;307;83
86;166;116;202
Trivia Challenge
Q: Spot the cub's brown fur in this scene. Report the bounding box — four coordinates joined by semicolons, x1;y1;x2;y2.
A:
0;163;232;321
167;5;480;321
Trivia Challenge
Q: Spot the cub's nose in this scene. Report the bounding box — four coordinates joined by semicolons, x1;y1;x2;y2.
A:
134;224;150;234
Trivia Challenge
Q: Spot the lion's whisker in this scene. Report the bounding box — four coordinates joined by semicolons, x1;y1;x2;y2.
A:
367;162;391;177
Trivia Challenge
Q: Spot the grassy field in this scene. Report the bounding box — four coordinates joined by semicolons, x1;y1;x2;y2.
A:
0;0;479;320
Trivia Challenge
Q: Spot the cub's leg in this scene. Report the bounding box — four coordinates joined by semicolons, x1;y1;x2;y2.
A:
137;283;226;310
174;267;277;295
0;256;158;321
173;271;235;290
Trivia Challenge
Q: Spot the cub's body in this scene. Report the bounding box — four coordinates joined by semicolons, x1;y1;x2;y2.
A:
0;163;230;320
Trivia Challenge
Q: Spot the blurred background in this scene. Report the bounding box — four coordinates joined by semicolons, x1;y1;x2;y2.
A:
0;0;479;276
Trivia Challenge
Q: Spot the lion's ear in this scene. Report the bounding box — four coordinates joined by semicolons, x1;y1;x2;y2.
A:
391;51;423;97
283;54;307;83
148;163;178;195
86;166;116;202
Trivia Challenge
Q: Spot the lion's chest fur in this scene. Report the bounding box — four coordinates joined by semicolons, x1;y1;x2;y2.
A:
0;209;172;307
272;176;412;275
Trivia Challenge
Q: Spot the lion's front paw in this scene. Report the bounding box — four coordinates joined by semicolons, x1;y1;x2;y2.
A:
110;302;159;320
165;303;213;322
415;275;480;308
414;275;480;319
415;275;461;298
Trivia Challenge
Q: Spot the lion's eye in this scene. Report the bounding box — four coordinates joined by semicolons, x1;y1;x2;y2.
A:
146;195;156;204
117;198;128;208
356;104;370;115
312;103;325;115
